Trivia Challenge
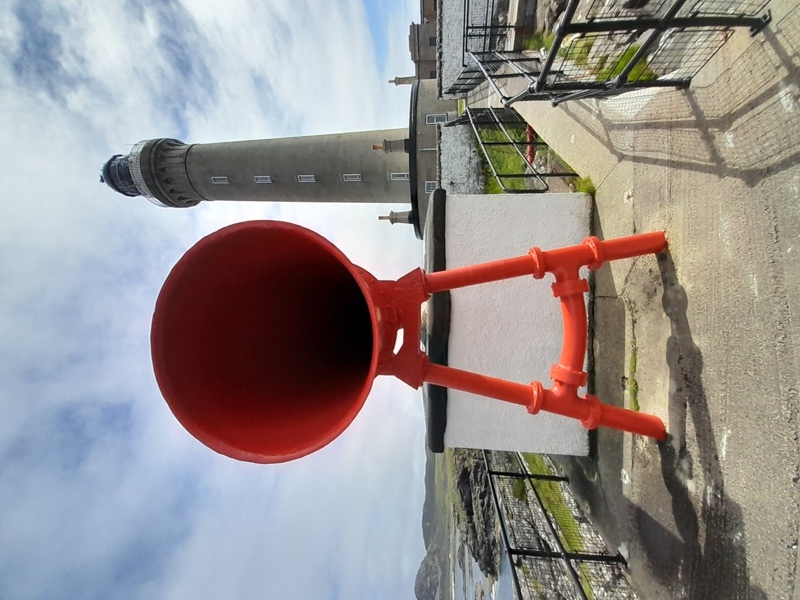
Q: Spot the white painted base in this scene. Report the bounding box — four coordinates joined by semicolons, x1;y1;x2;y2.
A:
444;193;591;455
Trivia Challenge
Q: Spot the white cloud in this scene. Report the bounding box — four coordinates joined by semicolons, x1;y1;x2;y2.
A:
0;1;426;598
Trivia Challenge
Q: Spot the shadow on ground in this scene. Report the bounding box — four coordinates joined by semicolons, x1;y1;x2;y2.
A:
556;248;768;599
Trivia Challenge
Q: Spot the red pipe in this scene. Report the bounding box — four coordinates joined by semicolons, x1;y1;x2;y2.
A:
423;254;537;293
423;363;531;407
557;292;587;370
593;399;667;439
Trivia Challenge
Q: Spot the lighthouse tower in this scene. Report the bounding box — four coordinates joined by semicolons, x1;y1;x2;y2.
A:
101;80;458;238
101;129;410;208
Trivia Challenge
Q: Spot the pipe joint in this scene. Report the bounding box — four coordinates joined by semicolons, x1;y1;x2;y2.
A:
580;394;602;430
551;278;589;298
528;380;545;414
550;363;587;387
583;236;604;270
528;247;546;279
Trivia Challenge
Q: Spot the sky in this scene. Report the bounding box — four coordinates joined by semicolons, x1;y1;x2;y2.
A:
0;1;429;598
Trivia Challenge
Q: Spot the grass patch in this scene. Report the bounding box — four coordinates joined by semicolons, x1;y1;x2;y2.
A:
468;124;596;197
476;127;530;194
568;176;596;197
522;30;556;52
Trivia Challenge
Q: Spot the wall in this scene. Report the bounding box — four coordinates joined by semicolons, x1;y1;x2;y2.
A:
409;22;438;79
184;129;410;204
443;192;591;455
414;79;458;202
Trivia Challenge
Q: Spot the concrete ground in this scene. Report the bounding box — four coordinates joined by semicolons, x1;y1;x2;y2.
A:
483;2;799;598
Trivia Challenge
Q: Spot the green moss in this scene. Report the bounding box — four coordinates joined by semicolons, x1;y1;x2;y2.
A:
520;455;583;552
596;45;658;82
594;54;609;73
511;477;528;501
576;176;596;196
629;351;640;412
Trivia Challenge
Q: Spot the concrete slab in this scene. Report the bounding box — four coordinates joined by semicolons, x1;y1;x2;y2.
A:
489;1;800;598
443;192;592;455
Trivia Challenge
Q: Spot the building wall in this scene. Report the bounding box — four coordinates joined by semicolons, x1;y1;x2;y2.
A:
413;79;457;202
184;129;410;204
421;0;436;22
409;22;438;79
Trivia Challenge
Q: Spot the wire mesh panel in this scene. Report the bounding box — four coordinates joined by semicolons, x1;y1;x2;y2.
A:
446;64;487;94
547;29;719;86
676;0;772;18
586;0;769;20
452;0;771;105
551;32;648;84
643;27;732;80
448;51;542;96
516;556;584;600
530;479;613;555
463;0;513;57
586;0;674;20
484;452;643;600
486;449;525;473
572;560;640;599
494;475;560;552
473;51;544;81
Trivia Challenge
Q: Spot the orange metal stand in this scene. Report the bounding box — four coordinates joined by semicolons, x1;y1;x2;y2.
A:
419;232;668;440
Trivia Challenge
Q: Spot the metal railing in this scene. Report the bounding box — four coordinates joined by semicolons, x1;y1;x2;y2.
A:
483;450;640;599
445;0;771;105
447;106;577;192
461;0;515;63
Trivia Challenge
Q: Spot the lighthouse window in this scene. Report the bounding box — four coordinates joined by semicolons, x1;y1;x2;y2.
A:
390;172;409;181
342;173;362;182
253;175;272;184
297;175;316;183
425;113;447;125
211;176;229;184
425;181;437;194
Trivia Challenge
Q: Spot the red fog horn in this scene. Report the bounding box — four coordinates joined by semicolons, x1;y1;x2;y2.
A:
151;221;383;463
152;220;668;464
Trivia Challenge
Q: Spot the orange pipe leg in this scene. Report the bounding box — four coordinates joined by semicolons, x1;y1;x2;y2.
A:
423;363;531;408
423;254;537;293
531;382;667;440
419;232;669;441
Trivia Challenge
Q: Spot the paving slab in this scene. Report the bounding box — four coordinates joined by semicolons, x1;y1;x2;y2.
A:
493;2;800;598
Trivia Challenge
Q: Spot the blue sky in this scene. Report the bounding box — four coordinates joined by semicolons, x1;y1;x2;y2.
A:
0;1;427;598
